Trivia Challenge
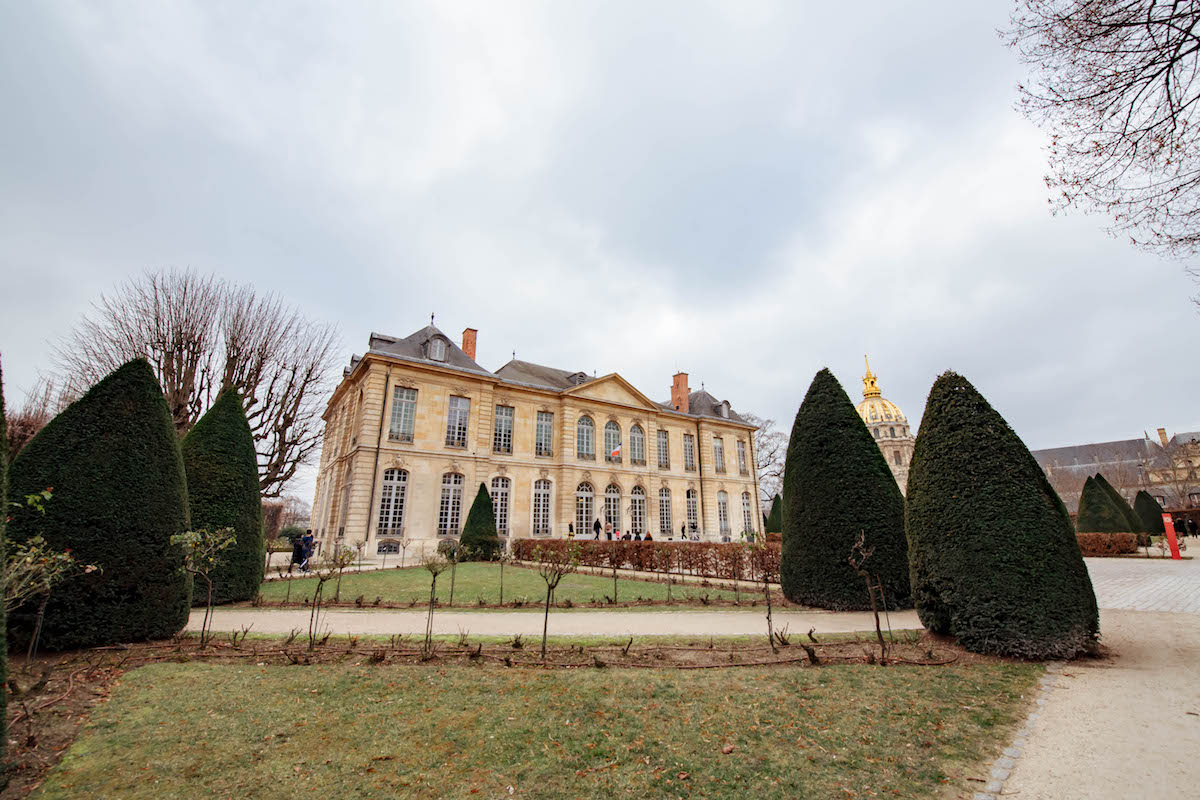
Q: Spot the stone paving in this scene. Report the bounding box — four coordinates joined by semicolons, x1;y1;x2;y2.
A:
1084;553;1200;613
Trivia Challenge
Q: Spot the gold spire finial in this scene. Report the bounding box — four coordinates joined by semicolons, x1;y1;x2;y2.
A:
862;354;881;399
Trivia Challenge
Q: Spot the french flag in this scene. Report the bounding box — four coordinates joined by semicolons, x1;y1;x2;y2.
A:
610;444;621;458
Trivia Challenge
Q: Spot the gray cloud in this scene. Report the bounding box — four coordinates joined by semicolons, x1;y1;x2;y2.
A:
1;1;1197;503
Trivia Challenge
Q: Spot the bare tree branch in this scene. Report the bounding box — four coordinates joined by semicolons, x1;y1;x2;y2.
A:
741;413;787;503
52;269;340;497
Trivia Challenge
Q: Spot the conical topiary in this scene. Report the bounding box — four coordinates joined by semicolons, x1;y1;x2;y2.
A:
7;359;191;650
1076;476;1131;533
765;493;783;532
1134;490;1167;534
459;483;501;561
0;361;9;762
1093;473;1142;532
780;369;910;610
182;390;265;604
906;371;1098;659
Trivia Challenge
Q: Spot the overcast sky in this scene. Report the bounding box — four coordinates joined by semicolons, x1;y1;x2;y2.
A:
2;1;1197;502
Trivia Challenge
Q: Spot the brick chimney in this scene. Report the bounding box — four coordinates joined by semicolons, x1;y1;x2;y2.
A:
1157;427;1169;447
462;328;477;361
671;372;690;413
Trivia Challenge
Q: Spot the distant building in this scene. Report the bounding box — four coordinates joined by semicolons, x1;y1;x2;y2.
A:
1032;428;1200;514
310;323;762;557
855;357;915;494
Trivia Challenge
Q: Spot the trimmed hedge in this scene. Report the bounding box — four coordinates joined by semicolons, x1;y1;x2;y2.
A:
1076;476;1131;533
1134;491;1167;534
512;539;781;584
7;359;191;650
181;390;265;604
764;494;782;533
905;371;1098;659
1076;532;1138;556
780;369;910;610
1093;473;1142;533
0;361;9;762
459;483;501;561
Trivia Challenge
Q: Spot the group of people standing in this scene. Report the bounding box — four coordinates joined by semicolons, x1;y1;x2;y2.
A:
288;530;316;573
566;519;702;542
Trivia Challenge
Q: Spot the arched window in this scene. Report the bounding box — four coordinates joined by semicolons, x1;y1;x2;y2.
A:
533;479;552;536
377;468;408;536
742;492;754;534
575;482;594;535
893;451;902;466
376;540;400;554
889;426;896;438
604;421;622;463
686;489;699;534
658;488;672;536
491;476;511;536
630;424;645;465
717;491;730;537
576;416;595;460
430;338;447;361
605;484;622;529
874;428;880;439
630;486;646;533
438;473;464;536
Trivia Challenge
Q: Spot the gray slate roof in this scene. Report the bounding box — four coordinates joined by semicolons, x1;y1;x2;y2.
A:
1031;437;1166;472
353;329;753;426
494;359;589;391
366;325;494;377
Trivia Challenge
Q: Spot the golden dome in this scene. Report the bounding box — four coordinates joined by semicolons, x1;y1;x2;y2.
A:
855;356;908;425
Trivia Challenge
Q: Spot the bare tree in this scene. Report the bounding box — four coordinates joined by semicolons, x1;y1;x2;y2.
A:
4;377;73;462
533;543;581;660
742;413;787;501
53;269;340;496
1008;2;1200;264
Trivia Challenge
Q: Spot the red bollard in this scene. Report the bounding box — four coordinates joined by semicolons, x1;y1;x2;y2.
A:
1161;514;1183;560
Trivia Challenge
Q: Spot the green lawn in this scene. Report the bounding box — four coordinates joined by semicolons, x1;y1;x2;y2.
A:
37;662;1038;799
259;563;747;606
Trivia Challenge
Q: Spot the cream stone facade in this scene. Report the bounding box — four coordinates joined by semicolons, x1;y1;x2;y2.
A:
855;357;915;494
311;324;762;557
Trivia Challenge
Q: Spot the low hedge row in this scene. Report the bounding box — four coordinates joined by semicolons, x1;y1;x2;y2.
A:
1076;532;1138;556
511;539;781;584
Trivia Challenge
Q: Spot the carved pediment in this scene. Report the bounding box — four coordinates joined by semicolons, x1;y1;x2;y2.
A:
539;468;550;479
389;456;408;470
451;385;471;397
582;470;592;480
394;377;418;389
563;373;661;412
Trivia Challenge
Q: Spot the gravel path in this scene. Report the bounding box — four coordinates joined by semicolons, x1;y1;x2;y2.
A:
1000;608;1200;800
192;606;922;638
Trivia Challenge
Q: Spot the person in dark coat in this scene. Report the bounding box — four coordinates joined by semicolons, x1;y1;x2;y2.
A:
1187;518;1198;538
289;536;305;575
301;530;315;572
594;518;603;538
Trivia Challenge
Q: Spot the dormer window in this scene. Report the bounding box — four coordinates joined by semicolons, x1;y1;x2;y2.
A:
429;338;447;361
718;401;730;419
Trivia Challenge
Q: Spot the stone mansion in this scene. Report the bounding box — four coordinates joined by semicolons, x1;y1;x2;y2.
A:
310;323;763;556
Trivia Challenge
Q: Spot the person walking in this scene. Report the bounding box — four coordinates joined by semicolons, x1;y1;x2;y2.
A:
288;535;304;575
301;530;315;573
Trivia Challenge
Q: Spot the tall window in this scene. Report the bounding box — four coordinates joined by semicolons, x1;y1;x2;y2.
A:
533;479;552;535
683;434;696;471
717;491;730;537
604;421;622;463
889;426;896;438
630;425;646;465
445;396;470;448
713;437;726;473
575;482;594;534
742;492;753;534
577;416;595;460
388;387;417;442
491;476;511;535
657;430;670;469
493;405;514;454
604;484;621;529
631;486;646;533
377;468;408;534
430;338;446;361
893;451;902;465
536;411;554;456
438;473;464;536
737;440;748;475
686;489;699;534
658;488;672;536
